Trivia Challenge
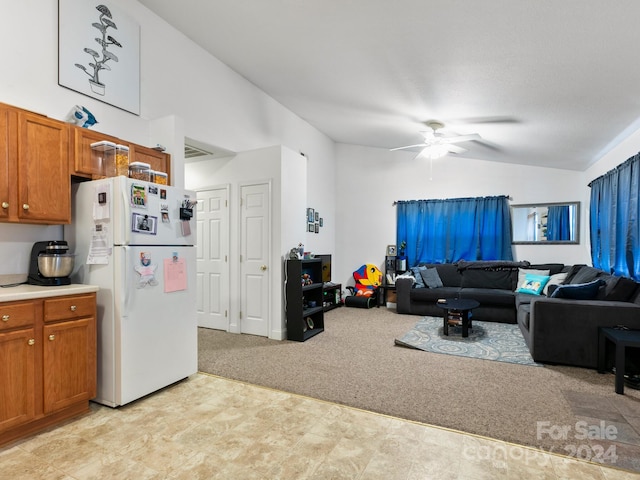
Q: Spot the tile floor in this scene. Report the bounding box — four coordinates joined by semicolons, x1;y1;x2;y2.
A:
1;373;638;480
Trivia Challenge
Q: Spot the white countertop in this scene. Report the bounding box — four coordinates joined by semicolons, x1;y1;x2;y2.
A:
0;284;99;303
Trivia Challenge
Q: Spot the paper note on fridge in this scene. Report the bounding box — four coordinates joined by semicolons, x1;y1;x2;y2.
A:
87;224;112;264
164;257;187;292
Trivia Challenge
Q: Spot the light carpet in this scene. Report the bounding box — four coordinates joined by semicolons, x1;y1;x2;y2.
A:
394;316;541;366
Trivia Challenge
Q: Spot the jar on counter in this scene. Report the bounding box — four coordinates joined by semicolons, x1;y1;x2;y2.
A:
128;161;151;181
115;145;130;176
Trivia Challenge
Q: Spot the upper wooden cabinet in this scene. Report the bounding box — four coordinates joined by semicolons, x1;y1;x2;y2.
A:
70;126;121;178
70;125;171;184
0;103;70;224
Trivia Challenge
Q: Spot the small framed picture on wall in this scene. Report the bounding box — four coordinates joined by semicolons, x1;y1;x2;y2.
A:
315;223;319;233
386;244;397;256
307;208;314;223
308;223;314;232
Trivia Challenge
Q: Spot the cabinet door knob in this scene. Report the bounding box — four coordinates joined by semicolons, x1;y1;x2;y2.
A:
1;202;8;209
70;305;77;312
48;334;55;341
1;315;8;322
260;265;268;271
28;339;35;346
22;203;29;211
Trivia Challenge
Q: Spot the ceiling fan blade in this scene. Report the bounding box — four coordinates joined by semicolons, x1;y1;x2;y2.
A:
389;143;427;151
450;116;520;125
439;133;481;145
446;144;467;154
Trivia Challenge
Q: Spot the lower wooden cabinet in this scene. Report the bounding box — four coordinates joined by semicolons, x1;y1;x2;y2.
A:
0;293;96;446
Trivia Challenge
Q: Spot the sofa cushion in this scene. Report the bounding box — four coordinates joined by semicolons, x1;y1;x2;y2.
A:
569;266;604;285
562;264;587;284
420;268;443;288
604;276;639;302
529;263;565;275
459;288;516;306
410;286;460;302
461;269;514;290
425;264;463;287
550;278;606;300
410;266;426;288
516;268;550;291
516;273;550;295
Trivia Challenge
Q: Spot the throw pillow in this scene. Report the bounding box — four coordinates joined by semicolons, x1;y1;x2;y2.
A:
420;267;444;288
516;273;551;295
516;268;550;292
550;278;606;300
410;266;426;288
542;272;568;296
569;266;603;285
604;276;639;302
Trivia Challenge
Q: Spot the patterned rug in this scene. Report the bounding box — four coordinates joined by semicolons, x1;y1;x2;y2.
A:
394;316;541;366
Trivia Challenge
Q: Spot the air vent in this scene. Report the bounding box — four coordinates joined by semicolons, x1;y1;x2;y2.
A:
184;144;214;159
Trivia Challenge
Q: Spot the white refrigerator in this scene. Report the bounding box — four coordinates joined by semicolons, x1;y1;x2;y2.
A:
65;176;198;407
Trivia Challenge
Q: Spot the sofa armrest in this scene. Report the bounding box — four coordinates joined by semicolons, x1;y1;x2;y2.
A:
528;297;640;368
396;277;414;314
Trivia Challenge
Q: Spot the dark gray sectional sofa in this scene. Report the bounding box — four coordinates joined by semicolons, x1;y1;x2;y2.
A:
395;261;640;369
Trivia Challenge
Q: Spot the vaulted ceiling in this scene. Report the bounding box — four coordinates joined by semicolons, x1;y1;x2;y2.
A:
139;0;640;171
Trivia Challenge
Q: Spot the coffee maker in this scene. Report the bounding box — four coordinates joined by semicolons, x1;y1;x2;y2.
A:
27;241;73;286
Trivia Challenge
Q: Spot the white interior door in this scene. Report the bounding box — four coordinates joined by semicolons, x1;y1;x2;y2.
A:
196;186;229;330
240;182;270;337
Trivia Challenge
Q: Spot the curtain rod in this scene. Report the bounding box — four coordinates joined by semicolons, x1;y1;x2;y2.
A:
393;195;512;206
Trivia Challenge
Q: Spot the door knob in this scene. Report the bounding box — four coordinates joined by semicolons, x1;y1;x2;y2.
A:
70;305;77;311
48;334;55;341
28;339;35;346
2;315;8;322
1;202;8;209
260;265;268;271
22;203;29;211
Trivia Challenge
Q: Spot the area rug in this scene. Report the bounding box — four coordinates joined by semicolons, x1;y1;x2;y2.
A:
394;316;541;366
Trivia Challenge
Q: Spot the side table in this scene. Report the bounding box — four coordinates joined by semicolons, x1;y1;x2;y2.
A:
435;299;480;338
598;327;640;394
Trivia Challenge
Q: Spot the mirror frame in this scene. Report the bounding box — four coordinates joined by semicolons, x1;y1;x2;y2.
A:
511;201;580;245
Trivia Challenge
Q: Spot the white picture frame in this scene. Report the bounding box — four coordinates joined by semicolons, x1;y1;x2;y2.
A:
387;244;397;256
58;0;140;115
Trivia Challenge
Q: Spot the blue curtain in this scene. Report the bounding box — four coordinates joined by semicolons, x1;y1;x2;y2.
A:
589;153;640;279
396;195;513;266
546;205;571;241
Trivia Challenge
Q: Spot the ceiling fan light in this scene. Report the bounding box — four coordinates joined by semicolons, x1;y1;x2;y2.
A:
420;144;448;159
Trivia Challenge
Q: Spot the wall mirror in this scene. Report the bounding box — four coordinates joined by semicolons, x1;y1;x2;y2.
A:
511;202;580;244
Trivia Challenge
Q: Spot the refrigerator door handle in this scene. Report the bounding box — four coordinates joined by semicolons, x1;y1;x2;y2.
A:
122;186;131;246
123;246;131;314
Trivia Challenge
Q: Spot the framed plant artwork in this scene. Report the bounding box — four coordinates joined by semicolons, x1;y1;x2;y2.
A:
315;211;319;222
386;245;397;256
58;0;141;114
315;223;319;233
308;223;314;232
307;208;315;223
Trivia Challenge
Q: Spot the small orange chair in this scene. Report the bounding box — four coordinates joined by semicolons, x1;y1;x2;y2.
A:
345;264;383;308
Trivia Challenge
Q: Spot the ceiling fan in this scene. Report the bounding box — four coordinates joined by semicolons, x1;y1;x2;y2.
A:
390;120;481;159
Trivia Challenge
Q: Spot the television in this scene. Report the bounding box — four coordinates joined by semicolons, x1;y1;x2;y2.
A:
316;254;332;283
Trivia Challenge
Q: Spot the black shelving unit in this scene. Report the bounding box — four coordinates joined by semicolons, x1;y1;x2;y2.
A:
323;283;342;311
285;259;325;341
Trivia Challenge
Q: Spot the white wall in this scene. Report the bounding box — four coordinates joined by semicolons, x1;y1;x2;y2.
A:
334;144;593;287
0;0;335;283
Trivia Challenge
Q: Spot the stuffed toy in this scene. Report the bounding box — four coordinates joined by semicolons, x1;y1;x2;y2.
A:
352;264;382;296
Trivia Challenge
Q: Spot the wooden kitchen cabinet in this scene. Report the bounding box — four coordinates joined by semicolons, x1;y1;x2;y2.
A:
0;300;37;433
69;125;172;184
70;125;121;179
0;293;96;447
0;103;70;224
129;143;171;180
